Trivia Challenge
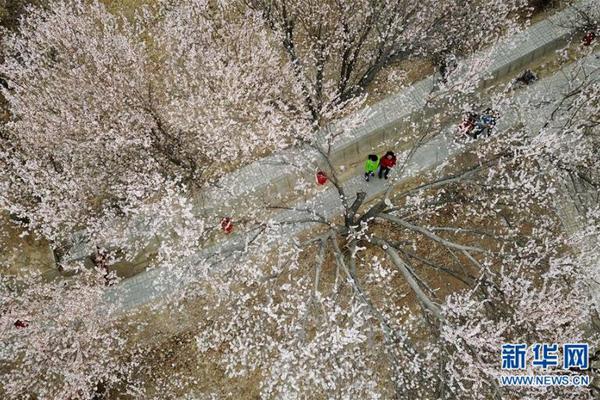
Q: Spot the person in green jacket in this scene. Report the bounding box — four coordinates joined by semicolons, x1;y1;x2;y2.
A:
364;154;380;182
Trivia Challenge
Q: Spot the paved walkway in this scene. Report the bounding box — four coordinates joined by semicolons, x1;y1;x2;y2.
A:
66;0;593;264
101;1;598;312
198;0;594;209
106;48;600;313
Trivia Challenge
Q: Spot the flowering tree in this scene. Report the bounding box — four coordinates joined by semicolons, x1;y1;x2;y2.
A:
0;0;47;30
0;1;305;397
0;0;598;399
188;47;600;399
0;0;533;261
245;0;529;125
0;270;146;399
191;148;596;398
0;0;306;250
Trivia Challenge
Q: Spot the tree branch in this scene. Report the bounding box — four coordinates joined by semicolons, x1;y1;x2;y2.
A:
377;214;488;254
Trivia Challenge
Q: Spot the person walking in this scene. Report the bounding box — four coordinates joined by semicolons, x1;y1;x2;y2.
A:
515;69;537;86
473;108;497;139
457;112;477;138
378;151;397;180
364;154;380;182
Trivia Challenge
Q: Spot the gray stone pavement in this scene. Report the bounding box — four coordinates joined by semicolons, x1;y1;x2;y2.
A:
107;50;600;312
102;0;595;311
65;0;594;265
197;0;593;215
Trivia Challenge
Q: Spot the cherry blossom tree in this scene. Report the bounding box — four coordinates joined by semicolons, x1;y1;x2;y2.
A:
0;0;598;399
0;0;306;250
0;270;145;399
0;0;48;30
244;0;529;124
188;45;600;399
0;0;532;263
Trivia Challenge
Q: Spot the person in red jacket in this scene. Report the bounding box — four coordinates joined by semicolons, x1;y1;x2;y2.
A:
378;151;397;180
14;320;29;329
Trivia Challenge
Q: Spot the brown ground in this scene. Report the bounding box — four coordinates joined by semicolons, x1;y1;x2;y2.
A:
117;130;564;398
0;1;586;398
0;211;56;278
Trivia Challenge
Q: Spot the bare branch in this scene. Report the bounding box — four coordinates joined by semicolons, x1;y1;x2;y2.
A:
377;214;488;254
370;237;443;321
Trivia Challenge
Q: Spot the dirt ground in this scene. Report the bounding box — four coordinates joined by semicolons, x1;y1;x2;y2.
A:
0;1;587;398
120;150;563;399
0;211;56;278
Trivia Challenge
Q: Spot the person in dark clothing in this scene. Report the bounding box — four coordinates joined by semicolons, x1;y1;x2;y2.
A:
378;151;397;180
582;31;596;46
472;108;497;139
515;69;537;86
14;320;29;329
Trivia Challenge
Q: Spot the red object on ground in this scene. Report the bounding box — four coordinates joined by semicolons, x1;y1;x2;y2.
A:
582;31;595;46
220;217;233;234
14;320;29;329
457;113;476;137
316;171;328;185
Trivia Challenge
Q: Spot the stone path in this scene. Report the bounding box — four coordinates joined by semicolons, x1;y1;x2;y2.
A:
66;0;594;265
102;0;598;312
196;0;594;216
107;49;600;313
